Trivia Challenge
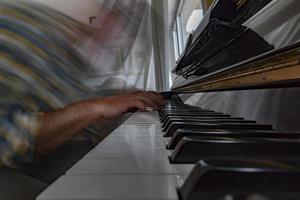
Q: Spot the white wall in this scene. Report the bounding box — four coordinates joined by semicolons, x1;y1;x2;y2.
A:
32;0;103;25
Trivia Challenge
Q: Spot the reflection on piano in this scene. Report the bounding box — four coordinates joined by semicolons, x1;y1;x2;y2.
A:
36;0;300;200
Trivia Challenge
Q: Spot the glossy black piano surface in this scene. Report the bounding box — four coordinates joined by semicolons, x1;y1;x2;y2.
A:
173;0;274;77
179;159;300;200
167;129;300;149
169;136;300;163
162;118;255;131
157;100;300;199
164;122;273;137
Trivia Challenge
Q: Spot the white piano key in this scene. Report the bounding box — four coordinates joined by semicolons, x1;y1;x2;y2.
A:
84;146;168;159
67;158;193;175
94;140;165;149
112;124;162;135
114;123;162;130
101;134;164;140
100;138;164;146
109;132;163;140
110;133;163;139
163;138;171;146
109;131;163;138
130;112;159;117
129;111;159;117
125;117;159;121
36;175;182;200
116;123;161;128
123;112;160;124
104;135;164;142
36;112;186;200
123;121;161;124
100;133;164;143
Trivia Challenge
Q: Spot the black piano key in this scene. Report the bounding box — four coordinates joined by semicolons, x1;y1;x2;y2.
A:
161;113;230;124
160;107;212;111
159;110;214;118
160;106;207;111
178;159;300;200
160;104;202;109
160;107;214;112
162;116;245;129
164;122;273;137
161;115;228;125
160;107;211;112
159;111;215;119
170;136;300;163
162;118;255;132
159;107;208;116
167;129;300;149
164;97;184;105
160;110;219;120
160;91;177;100
160;109;216;114
161;104;195;107
160;106;204;110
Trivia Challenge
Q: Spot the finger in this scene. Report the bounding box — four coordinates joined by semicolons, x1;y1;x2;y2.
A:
149;94;165;105
135;96;159;111
140;92;165;106
129;90;143;94
148;91;163;98
131;98;146;112
146;91;164;100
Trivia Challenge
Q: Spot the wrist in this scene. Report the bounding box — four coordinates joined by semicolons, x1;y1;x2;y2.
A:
80;98;107;119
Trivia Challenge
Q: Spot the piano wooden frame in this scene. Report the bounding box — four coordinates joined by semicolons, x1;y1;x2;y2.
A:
172;42;300;93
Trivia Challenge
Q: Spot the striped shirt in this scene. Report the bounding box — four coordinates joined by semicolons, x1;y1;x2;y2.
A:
0;1;95;167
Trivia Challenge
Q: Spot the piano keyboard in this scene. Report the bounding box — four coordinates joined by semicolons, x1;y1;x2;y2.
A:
37;101;300;200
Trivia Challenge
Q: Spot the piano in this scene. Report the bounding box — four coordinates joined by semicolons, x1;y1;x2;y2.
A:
36;0;300;200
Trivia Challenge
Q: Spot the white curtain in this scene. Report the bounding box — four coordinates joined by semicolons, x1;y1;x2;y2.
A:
13;0;169;93
77;0;159;92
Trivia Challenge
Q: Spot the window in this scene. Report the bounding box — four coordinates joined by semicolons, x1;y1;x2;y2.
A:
173;0;203;61
186;9;203;33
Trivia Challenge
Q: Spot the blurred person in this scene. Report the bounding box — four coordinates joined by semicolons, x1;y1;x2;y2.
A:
0;1;164;169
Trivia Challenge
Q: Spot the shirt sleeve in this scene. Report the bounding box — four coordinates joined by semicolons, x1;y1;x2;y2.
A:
0;103;42;168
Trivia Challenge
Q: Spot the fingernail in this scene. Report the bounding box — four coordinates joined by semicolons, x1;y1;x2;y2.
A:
145;107;154;112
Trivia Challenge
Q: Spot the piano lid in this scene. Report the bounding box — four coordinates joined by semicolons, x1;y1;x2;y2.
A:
171;0;300;92
173;0;274;76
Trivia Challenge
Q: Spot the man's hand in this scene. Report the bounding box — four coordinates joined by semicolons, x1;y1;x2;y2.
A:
91;91;165;119
36;91;165;155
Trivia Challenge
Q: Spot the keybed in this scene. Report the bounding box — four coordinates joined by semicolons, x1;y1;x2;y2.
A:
37;103;300;200
36;112;193;200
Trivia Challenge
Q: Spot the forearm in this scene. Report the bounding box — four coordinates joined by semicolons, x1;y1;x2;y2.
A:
35;100;102;156
34;92;164;156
